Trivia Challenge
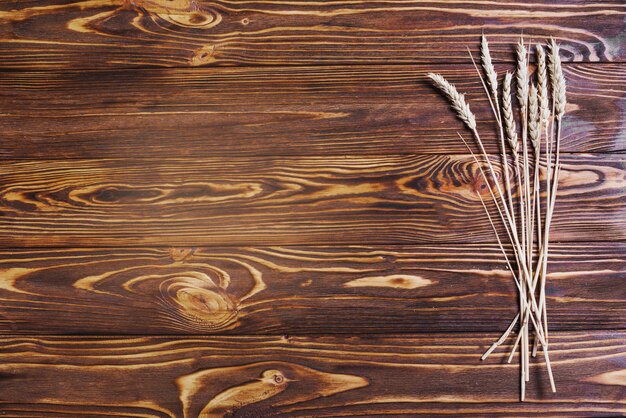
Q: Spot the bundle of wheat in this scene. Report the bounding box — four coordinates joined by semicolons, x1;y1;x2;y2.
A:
428;35;566;401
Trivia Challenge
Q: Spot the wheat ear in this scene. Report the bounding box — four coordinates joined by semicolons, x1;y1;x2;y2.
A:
516;40;529;109
502;72;518;157
427;73;477;131
536;44;550;127
481;35;499;106
528;84;540;153
549;38;567;120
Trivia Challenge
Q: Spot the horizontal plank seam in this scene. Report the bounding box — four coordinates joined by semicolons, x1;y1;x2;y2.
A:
0;330;624;339
1;60;626;72
1;152;624;164
0;61;623;73
1;238;626;250
2;151;624;162
2;238;625;250
0;240;623;251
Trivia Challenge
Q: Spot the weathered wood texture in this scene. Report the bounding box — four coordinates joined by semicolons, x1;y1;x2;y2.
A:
0;0;625;69
0;243;623;335
0;333;624;416
0;155;623;247
1;64;624;158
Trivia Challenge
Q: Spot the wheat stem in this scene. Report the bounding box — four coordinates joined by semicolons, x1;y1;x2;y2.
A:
482;313;520;360
458;134;520;275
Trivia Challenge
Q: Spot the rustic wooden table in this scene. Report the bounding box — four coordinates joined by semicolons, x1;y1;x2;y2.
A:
0;0;624;416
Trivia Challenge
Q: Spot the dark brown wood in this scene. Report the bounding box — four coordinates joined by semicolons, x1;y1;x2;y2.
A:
0;243;623;335
0;154;623;247
0;332;624;416
1;0;624;412
1;0;625;69
1;64;624;158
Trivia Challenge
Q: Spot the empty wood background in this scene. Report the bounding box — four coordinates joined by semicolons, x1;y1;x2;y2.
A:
0;0;625;416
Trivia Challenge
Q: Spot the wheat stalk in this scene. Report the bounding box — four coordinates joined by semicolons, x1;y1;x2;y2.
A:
516;39;533;387
532;41;566;393
533;43;552;359
428;36;564;401
516;38;531;262
507;60;532;390
528;82;541;270
537;39;566;317
534;44;549;276
453;134;547;374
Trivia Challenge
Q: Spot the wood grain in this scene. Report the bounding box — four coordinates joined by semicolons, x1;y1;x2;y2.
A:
1;0;623;413
0;155;623;247
0;243;623;335
0;333;624;416
1;0;625;69
1;64;624;158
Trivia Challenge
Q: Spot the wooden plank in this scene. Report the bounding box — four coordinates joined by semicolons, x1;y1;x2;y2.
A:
1;64;624;158
0;243;623;335
0;155;623;247
0;332;624;416
0;0;625;69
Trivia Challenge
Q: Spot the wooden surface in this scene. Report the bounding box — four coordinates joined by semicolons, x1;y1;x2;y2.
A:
0;155;624;246
1;0;625;415
0;243;624;335
0;64;625;158
0;0;625;69
0;333;625;416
